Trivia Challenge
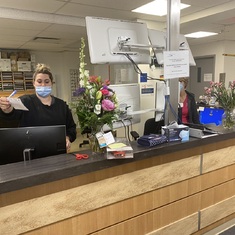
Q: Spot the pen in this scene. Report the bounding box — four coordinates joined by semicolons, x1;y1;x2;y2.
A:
8;90;17;98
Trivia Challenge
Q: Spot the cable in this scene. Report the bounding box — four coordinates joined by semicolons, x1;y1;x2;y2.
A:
147;75;166;82
124;53;142;74
120;120;127;139
126;118;133;141
124;53;166;82
165;95;181;123
128;118;133;132
127;125;131;142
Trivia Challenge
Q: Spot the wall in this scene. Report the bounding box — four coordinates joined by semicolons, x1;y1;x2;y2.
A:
32;39;93;103
190;41;225;83
31;51;75;102
190;40;235;86
224;41;235;85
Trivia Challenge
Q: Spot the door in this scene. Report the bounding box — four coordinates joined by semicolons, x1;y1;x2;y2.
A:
189;56;215;102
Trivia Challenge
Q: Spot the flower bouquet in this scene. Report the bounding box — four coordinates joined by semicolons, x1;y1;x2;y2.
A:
204;81;235;129
72;38;118;152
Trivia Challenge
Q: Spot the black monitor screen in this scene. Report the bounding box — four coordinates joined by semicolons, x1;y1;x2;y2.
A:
0;125;66;165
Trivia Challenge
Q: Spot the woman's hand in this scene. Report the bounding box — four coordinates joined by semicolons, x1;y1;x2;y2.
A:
0;97;13;113
66;136;71;152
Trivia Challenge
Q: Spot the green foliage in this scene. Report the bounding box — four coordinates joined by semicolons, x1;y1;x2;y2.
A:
205;81;235;110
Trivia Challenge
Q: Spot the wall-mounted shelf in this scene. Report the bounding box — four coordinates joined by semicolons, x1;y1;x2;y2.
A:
0;71;34;97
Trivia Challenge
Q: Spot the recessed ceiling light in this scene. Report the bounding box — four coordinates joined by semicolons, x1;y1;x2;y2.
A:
185;31;218;38
132;0;190;16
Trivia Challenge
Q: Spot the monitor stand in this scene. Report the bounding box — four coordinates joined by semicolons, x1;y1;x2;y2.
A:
23;148;35;161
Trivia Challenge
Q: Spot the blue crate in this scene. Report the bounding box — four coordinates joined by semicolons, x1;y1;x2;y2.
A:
199;107;224;126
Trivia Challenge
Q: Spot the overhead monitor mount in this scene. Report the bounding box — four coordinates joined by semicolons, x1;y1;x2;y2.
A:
113;36;165;55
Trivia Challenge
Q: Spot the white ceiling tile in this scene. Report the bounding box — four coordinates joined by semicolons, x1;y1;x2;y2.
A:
0;0;234;51
0;0;65;13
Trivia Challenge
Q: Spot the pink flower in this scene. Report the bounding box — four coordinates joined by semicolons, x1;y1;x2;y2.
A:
101;89;109;96
102;99;115;111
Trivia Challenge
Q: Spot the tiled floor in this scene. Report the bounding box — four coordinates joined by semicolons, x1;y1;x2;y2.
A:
203;219;235;235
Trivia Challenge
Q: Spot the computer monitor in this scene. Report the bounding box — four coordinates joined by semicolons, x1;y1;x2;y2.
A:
0;125;66;165
85;16;150;64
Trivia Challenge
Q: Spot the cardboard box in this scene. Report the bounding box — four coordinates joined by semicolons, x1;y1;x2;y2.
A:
0;59;11;71
18;58;29;61
17;61;31;71
18;51;30;60
1;51;8;59
161;124;189;142
106;138;133;159
10;55;18;71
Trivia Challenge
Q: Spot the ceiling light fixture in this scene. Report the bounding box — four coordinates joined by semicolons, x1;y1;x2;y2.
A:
132;0;190;16
185;31;218;38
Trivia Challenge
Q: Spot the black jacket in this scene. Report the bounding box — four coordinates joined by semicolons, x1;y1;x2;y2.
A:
0;94;77;142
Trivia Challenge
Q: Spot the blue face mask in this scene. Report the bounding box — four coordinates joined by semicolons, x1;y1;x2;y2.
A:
36;86;52;98
180;83;184;90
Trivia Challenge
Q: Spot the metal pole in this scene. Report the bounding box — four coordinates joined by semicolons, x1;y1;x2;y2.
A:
165;0;181;124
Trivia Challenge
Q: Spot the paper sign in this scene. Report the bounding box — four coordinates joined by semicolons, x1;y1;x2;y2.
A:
96;131;115;148
204;73;213;82
7;98;29;111
163;50;189;79
103;132;115;146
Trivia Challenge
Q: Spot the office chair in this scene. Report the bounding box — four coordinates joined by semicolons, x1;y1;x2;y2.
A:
143;118;165;135
79;128;91;147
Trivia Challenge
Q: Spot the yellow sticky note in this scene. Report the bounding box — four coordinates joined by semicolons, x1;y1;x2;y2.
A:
108;143;127;149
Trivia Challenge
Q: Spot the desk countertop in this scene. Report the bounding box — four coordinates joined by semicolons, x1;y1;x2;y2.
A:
1;126;234;194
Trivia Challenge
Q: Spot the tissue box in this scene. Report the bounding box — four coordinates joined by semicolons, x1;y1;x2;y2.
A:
106;138;133;159
161;124;189;142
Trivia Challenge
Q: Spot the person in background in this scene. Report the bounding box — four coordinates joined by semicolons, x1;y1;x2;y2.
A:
179;77;200;124
0;63;77;151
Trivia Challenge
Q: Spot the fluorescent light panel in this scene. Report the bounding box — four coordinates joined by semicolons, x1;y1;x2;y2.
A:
132;0;190;16
185;31;218;38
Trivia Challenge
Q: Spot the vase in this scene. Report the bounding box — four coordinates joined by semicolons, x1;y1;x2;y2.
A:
88;133;105;155
222;108;235;129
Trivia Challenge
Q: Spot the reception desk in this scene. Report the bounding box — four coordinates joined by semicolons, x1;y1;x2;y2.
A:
1;128;235;235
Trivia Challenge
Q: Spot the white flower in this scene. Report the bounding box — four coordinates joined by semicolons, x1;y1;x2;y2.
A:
84;70;89;77
79;80;84;87
94;104;101;115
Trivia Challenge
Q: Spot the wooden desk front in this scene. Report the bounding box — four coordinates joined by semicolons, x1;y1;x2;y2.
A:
1;130;235;235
